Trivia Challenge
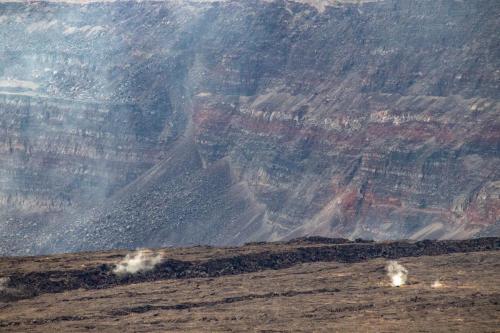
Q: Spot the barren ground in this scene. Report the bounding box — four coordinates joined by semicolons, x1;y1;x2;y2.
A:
0;239;499;332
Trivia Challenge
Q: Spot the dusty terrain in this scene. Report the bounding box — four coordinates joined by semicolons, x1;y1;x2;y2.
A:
0;238;499;332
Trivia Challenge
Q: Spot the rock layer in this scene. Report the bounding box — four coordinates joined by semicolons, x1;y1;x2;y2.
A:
0;0;498;254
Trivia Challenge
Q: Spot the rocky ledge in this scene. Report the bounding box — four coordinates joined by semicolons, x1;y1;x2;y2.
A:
1;237;498;302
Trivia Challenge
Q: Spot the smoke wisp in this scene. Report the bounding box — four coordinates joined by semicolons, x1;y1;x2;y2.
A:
113;250;163;275
431;280;443;288
386;261;408;287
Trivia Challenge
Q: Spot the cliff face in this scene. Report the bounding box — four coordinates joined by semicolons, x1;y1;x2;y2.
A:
0;0;498;254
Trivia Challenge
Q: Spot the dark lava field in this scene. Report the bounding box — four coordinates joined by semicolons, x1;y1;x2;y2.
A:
0;1;498;331
0;238;499;332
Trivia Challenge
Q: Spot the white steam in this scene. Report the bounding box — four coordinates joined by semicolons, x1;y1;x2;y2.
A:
113;250;163;275
431;280;443;288
386;261;408;287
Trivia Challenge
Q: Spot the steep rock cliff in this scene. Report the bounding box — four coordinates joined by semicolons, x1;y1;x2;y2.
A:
0;0;498;254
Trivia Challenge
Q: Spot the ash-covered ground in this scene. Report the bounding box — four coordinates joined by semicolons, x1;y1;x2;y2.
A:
0;237;498;332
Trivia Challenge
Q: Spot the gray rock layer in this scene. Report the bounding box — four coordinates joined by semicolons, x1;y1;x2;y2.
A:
0;0;498;254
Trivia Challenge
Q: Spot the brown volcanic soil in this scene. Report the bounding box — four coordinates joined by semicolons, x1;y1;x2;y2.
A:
0;238;499;332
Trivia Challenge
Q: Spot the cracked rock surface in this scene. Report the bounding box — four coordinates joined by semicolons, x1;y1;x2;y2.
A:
0;0;499;254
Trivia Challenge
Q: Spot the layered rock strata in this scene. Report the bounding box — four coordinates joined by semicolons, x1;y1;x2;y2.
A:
0;0;498;254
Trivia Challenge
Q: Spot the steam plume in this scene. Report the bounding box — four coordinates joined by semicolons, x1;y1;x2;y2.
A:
386;261;408;287
113;250;162;275
431;280;443;288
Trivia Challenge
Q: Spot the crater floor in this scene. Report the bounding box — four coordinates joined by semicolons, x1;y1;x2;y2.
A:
0;239;498;332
